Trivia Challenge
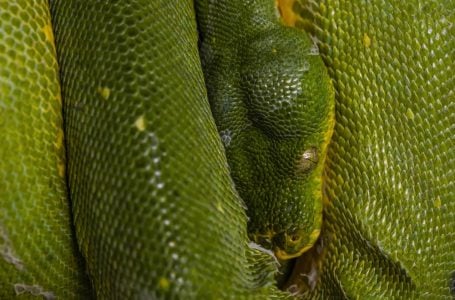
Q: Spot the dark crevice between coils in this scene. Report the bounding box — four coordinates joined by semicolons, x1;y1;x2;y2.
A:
48;3;96;297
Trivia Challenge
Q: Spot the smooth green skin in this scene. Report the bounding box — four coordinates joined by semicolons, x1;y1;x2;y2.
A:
197;0;334;260
1;0;453;299
0;2;91;299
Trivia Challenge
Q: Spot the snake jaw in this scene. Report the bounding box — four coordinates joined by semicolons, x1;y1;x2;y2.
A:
250;229;315;260
273;228;321;260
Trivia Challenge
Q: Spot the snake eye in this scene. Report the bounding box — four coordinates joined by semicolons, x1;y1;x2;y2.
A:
297;147;318;174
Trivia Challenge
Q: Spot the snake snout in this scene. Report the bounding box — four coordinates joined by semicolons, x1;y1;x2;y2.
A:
273;228;320;260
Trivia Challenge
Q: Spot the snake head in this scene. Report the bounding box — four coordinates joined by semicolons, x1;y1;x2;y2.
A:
234;26;333;260
205;20;334;260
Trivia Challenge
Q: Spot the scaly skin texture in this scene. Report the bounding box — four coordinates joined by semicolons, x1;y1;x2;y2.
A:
279;0;455;298
197;0;335;260
50;1;290;298
0;1;91;299
0;0;452;299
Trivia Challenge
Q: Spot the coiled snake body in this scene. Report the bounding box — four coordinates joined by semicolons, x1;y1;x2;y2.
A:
0;0;453;299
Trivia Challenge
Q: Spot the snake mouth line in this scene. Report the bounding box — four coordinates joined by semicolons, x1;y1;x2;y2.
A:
251;228;321;260
275;228;321;260
275;242;314;260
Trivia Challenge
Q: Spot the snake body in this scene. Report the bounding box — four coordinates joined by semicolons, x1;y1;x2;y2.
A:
50;1;289;298
279;1;454;298
0;2;90;299
0;0;454;299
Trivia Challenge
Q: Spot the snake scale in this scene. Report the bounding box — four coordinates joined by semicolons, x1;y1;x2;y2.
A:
0;0;453;299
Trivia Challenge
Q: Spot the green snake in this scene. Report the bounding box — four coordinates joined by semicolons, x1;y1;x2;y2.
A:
0;0;453;299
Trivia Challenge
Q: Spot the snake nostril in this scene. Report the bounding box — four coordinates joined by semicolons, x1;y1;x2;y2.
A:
289;234;300;243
